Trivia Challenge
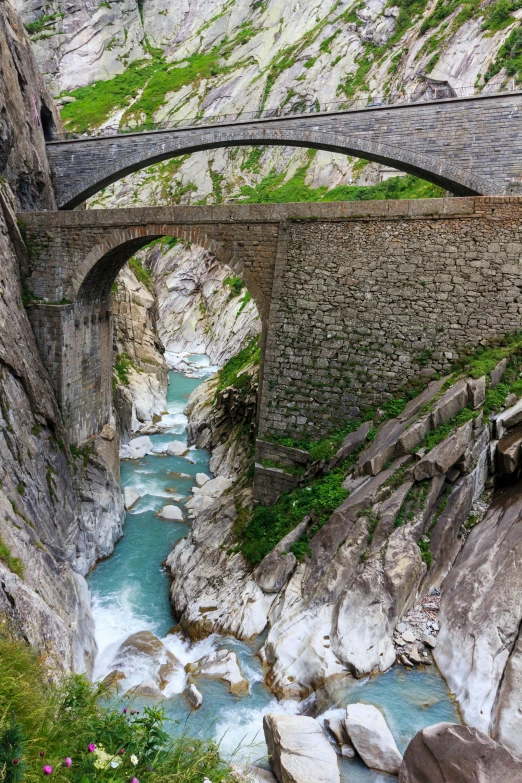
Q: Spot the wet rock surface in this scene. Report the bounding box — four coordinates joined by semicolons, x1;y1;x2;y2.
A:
263;714;340;783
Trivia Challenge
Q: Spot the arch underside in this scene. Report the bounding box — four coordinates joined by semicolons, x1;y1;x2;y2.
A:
75;225;264;316
58;129;501;209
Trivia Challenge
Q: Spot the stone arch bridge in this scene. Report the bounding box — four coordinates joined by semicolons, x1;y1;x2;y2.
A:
19;198;522;457
47;92;522;209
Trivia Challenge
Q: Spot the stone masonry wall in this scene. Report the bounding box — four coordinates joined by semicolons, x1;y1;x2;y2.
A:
259;198;522;438
19;198;522;442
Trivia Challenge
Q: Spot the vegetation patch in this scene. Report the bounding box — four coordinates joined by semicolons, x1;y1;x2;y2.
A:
0;537;23;578
127;257;153;291
214;336;260;397
0;628;238;782
486;25;522;83
113;352;134;387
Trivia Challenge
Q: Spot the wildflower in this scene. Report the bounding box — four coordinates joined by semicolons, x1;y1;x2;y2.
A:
87;743;96;753
39;751;45;757
130;709;136;715
110;760;120;769
43;765;53;775
130;754;138;765
63;758;72;768
123;707;127;714
13;759;19;765
119;748;125;755
130;778;139;783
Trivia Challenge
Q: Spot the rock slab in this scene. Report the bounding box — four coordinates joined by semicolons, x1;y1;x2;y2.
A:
345;703;403;775
263;714;340;783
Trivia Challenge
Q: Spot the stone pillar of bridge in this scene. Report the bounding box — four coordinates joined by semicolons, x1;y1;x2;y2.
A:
28;299;113;443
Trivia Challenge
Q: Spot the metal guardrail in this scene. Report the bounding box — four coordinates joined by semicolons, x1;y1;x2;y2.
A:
51;85;506;141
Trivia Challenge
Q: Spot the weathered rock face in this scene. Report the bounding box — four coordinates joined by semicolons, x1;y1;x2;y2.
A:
0;181;123;673
345;703;403;775
0;2;60;210
185;368;258;478
398;723;522;783
146;240;261;370
435;481;522;750
112;264;168;442
263;714;340;783
0;2;123;673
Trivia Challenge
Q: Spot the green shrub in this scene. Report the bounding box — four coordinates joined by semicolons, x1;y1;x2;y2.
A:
128;257;153;291
215;336;260;397
0;628;238;783
223;276;245;298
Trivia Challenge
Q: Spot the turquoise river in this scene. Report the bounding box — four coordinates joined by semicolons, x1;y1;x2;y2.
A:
88;363;461;782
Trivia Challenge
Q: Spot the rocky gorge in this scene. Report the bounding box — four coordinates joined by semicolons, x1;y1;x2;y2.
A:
2;0;522;780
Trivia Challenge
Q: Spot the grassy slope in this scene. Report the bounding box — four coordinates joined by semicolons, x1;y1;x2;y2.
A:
0;627;238;783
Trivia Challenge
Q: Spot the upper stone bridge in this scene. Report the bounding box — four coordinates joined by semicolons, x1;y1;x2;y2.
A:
19;198;522;452
47;92;522;209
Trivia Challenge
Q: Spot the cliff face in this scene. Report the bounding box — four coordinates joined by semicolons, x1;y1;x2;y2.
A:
0;2;61;210
0;2;123;673
112;263;169;442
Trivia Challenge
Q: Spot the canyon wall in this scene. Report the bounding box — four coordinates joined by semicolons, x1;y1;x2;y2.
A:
0;2;123;673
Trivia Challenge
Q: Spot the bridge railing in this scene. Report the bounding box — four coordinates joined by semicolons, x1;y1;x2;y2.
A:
51;84;504;140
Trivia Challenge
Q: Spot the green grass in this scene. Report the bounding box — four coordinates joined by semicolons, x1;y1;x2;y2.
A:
128;257;153;291
113;353;134;386
0;537;24;578
0;628;239;783
486;24;522;83
215;336;260;397
235;458;354;564
223;276;245;298
238;166;445;204
482;0;522;32
24;12;63;36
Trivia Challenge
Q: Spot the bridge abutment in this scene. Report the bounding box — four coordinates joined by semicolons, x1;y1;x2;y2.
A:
28;300;113;443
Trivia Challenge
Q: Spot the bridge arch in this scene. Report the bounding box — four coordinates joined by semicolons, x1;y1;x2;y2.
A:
74;223;266;318
52;125;502;210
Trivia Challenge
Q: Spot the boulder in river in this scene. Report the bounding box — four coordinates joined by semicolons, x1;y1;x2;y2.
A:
126;679;164;699
123;487;140;510
345;703;403;775
166;440;189;457
157;504;184;521
193;475;233;498
398;723;522;782
196;472;210;487
263;714;340;783
185;649;248;695
101;669;126;692
120;435;153;459
183;682;203;709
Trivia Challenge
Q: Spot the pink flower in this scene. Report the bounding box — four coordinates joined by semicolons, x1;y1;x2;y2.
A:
119;749;125;755
13;759;19;765
122;707;127;714
87;744;96;753
39;752;45;757
43;765;53;775
63;758;72;768
130;778;139;783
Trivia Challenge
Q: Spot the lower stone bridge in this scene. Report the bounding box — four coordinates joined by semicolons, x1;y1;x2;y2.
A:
47;91;522;209
19;198;522;450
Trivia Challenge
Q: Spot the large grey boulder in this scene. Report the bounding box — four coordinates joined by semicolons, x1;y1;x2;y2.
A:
185;648;248;695
497;425;522;473
263;714;340;783
123;486;140;510
157;504;184;521
398;723;522;782
431;380;468;428
345;703;403;775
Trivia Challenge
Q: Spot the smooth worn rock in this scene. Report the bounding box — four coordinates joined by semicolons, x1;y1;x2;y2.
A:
193;475;234;498
397;416;431;456
120;435;153;459
253;516;311;593
196;472;211;487
123;486;140;510
185;649;249;695
183;683;203;709
263;714;340;783
118;630;167;661
157;504;184;521
128;679;164;699
324;715;356;758
330;420;372;468
398;723;522;783
434;482;522;747
167;440;189;456
413;421;473;481
101;669;126;692
497;425;522;474
345;703;403;775
359;419;410;476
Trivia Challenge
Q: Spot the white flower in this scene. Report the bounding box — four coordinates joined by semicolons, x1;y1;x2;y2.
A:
203;779;212;783
130;754;139;766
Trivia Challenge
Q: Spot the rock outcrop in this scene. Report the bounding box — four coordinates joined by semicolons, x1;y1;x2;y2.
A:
112;263;168;442
345;703;403;775
398;723;522;783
